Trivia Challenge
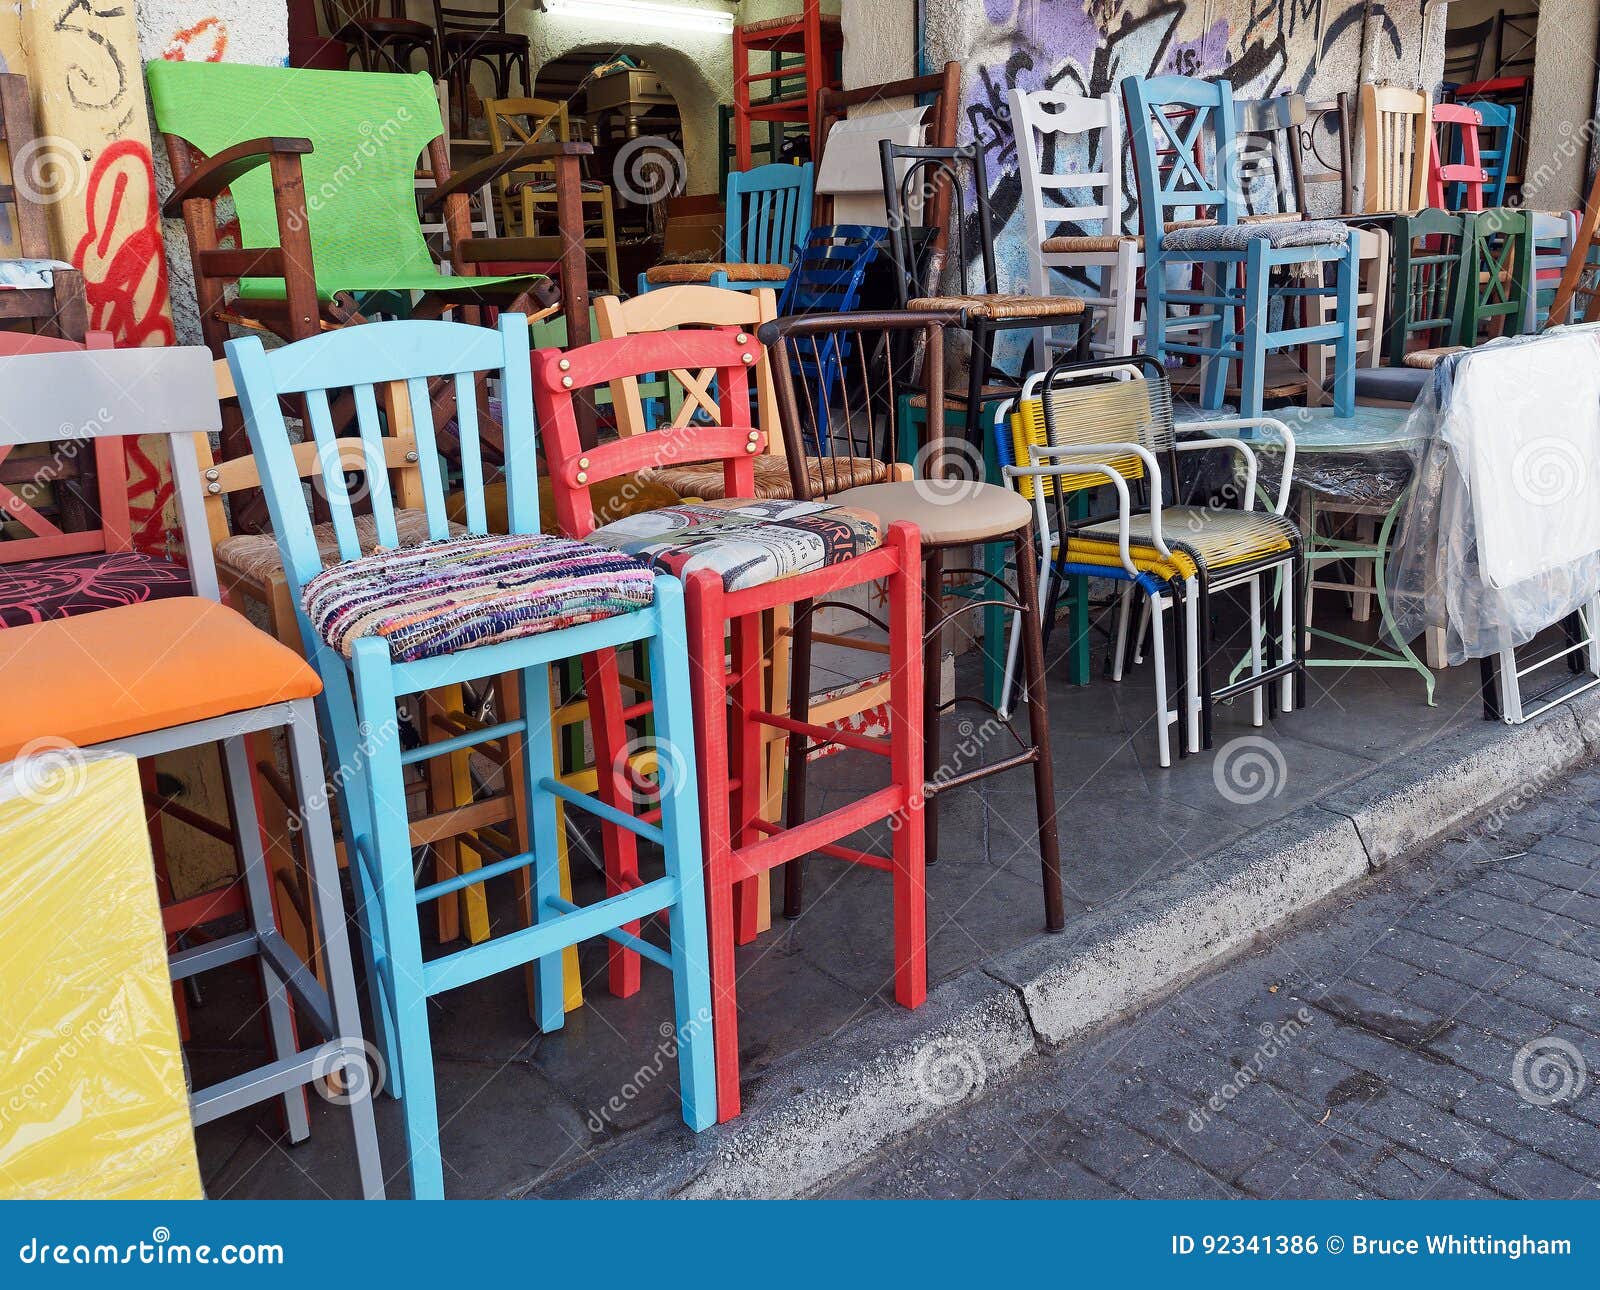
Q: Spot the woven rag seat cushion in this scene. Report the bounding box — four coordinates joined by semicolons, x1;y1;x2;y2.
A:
1163;219;1349;253
0;551;191;628
1402;346;1467;370
644;454;894;501
216;507;457;586
585;498;880;593
906;293;1086;320
0;598;320;761
833;480;1034;545
644;261;791;285
303;532;656;664
507;177;608;194
1073;506;1299;582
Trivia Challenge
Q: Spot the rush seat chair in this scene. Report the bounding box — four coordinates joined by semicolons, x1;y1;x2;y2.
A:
0;342;383;1197
228;315;717;1197
536;326;927;1122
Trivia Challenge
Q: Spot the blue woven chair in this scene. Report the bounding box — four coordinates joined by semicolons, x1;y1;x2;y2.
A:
227;315;717;1198
1122;74;1358;418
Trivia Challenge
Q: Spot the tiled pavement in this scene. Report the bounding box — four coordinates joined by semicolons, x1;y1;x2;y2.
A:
827;762;1600;1199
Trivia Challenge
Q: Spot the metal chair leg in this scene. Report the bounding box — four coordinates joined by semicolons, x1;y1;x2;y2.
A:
1012;532;1065;931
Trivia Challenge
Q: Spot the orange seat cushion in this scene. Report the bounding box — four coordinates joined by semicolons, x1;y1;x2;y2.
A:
0;598;321;762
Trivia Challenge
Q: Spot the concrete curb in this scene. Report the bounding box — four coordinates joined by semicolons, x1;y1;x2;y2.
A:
536;702;1595;1199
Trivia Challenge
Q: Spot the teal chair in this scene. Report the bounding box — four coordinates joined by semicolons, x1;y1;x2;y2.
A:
227;315;717;1198
639;162;813;294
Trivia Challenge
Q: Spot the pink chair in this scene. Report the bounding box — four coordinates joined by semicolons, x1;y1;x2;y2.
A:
1428;102;1488;211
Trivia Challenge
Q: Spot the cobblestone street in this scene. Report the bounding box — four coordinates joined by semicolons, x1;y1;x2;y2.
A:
829;765;1600;1200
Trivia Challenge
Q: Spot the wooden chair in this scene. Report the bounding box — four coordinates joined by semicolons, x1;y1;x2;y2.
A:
1526;209;1577;331
1383;208;1470;365
1461;99;1515;208
323;1;437;76
0;72;88;341
1360;83;1431;214
639;162;813;294
1427;102;1488;211
1236;93;1308;217
434;0;532;132
731;1;843;170
485;95;621;295
1547;165;1600;327
1443;15;1497;87
1295;93;1355;215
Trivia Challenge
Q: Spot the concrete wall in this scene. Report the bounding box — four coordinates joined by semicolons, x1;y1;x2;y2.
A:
1520;0;1596;210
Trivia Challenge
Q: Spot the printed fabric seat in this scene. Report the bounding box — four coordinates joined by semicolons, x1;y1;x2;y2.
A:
0;550;191;628
302;532;657;664
583;498;882;593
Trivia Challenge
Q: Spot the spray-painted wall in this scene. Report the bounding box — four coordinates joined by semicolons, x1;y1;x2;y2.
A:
923;1;1433;300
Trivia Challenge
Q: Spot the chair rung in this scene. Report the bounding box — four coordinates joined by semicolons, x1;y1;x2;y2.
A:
750;709;891;755
538;775;665;847
729;784;903;881
750;818;892;872
400;716;525;767
414;847;535;904
546;895;673;970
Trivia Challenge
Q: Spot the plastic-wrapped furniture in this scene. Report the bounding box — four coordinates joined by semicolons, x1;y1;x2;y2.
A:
229;316;718;1196
0;342;383;1197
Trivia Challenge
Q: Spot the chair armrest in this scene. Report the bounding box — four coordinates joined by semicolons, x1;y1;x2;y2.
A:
1005;458;1140;578
162;137;314;217
1027;441;1171;560
422;140;592;210
1177;416;1297;515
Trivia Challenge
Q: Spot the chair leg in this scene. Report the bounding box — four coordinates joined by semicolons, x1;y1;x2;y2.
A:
886;527;927;1010
731;611;764;945
1280;563;1298;714
580;648;642;998
921;546;945;864
1240;241;1270;420
1111;583;1133;682
1112;249;1138;355
284;703;385;1199
517;661;568;1035
1185;576;1204;753
351;641;443;1198
1151;591;1173;768
1332;239;1359;417
1249;576;1266;728
782;599;815;920
1201;263;1230;410
1012;532;1065;932
220;733;310;1144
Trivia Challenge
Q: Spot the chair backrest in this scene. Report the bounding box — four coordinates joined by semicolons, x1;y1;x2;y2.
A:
227;316;532;607
881;142;997;302
0;330;130;565
147;61;447;294
531;329;757;539
1007;89;1126;274
1386;208;1470;362
1428;102;1487;210
724;163;814;268
1461;206;1532;340
1295;93;1355;214
1444;15;1497;84
1460;99;1514;207
0;73;57;261
433;0;508;34
1495;9;1537;77
776;225;882;316
485;95;570;154
1121;74;1241;248
594;285;780;444
1235;93;1308;216
0;344;221;596
1360;83;1431;213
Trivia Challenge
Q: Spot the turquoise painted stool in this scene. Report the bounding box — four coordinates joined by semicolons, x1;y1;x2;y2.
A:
228;315;717;1198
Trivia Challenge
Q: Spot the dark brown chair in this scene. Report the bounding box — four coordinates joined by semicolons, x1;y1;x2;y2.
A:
0;73;87;341
323;0;438;75
435;0;532;132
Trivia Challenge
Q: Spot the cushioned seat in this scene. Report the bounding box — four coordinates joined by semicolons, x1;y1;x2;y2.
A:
645;454;894;501
0;550;191;628
0;598;320;761
832;480;1034;545
584;498;880;593
905;293;1086;320
1349;365;1429;405
216;508;452;586
1163;220;1350;253
302;532;655;664
644;261;791;285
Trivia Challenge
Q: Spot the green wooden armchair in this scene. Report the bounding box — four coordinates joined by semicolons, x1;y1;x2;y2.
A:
147;62;594;461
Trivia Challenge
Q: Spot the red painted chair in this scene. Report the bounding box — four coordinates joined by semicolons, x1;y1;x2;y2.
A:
535;326;927;1121
1427;102;1488;211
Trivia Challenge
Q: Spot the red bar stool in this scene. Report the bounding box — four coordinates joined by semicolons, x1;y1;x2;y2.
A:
535;327;927;1121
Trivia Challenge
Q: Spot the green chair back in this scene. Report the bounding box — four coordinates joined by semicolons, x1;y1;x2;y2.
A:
1386;208;1469;364
1461;207;1532;342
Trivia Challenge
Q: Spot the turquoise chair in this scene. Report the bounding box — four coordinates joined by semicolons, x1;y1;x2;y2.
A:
1456;99;1515;208
639;161;814;294
227;314;716;1199
1122;74;1358;418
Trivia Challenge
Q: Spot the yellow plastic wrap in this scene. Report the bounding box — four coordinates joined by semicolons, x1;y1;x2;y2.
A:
0;751;201;1199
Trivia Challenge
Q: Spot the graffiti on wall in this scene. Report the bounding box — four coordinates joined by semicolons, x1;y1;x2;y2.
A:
953;0;1418;300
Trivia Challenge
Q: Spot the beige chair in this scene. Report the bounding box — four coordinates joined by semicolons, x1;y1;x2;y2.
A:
1361;83;1431;214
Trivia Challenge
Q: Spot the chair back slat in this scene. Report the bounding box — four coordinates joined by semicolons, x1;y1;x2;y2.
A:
1122;75;1241;249
1008;89;1125;249
349;382;401;549
453;372;487;533
301;389;366;560
404;376;450;538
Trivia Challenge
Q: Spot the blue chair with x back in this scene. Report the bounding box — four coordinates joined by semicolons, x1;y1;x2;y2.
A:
227;315;717;1198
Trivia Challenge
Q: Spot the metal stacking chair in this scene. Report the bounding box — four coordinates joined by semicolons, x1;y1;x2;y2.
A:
228;316;718;1197
0;343;383;1197
1001;356;1304;756
1122;74;1358;419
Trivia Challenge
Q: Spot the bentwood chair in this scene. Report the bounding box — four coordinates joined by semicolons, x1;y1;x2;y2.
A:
0;342;383;1197
229;315;717;1197
537;326;927;1123
435;0;532;132
761;310;1064;927
1122;74;1358;419
1004;356;1304;755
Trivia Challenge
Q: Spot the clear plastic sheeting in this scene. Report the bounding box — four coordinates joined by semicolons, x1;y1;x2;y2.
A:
0;752;201;1199
1181;404;1423;508
1388;326;1600;667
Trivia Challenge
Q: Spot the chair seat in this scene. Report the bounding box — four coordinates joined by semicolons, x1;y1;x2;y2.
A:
906;293;1086;320
1163;220;1350;254
1040;220;1215;255
645;454;894;501
0;550;191;628
1403;346;1466;369
585;498;880;593
508;177;609;195
832;481;1033;545
1350;365;1429;404
644;261;790;285
0;598;320;762
303;532;655;664
217;508;455;587
1076;507;1298;578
